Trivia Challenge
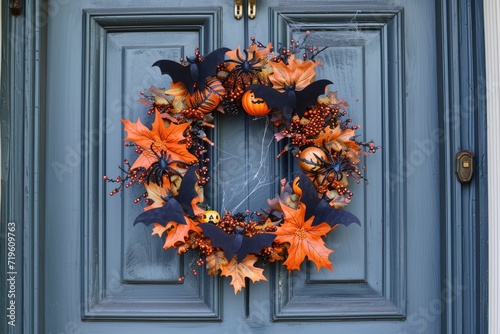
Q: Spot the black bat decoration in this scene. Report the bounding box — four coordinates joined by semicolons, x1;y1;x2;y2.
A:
153;47;230;94
133;165;201;226
199;224;276;263
133;193;185;227
294;172;361;227
174;165;201;218
247;79;332;121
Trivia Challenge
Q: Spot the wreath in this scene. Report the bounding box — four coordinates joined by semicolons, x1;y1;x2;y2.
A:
104;34;379;293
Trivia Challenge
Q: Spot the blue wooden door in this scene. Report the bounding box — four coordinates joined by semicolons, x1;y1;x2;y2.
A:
43;0;445;333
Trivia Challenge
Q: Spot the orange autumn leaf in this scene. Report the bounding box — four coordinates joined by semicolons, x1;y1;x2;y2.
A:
152;223;168;238
205;250;229;275
143;177;170;211
225;46;248;71
313;125;360;164
249;42;273;60
225;45;272;72
121;111;198;170
273;201;334;271
269;55;317;91
190;196;205;216
164;82;188;97
220;255;267;294
317;91;349;110
159;216;202;250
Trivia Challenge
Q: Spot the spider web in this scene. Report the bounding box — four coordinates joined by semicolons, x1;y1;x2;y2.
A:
209;114;281;213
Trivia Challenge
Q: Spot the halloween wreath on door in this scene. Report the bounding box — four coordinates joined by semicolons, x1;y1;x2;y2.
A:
104;34;379;293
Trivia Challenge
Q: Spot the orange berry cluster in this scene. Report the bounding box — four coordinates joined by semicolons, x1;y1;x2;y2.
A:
182;107;205;121
282;104;338;148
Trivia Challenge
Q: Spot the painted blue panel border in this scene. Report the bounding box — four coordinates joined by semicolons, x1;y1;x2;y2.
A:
80;9;224;320
268;7;406;320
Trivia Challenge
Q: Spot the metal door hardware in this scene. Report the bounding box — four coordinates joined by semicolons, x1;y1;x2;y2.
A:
10;0;23;15
234;0;257;19
248;0;257;19
455;150;474;183
234;0;243;19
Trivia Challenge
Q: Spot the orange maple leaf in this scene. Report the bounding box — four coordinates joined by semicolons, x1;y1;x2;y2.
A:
152;223;168;238
273;201;334;272
164;82;188;97
153;216;201;250
313;125;360;164
220;255;267;294
205;250;229;275
143;178;169;211
269;55;317;91
249;42;273;60
121;111;198;170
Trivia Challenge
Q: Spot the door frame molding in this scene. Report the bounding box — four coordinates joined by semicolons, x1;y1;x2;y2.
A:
436;1;488;332
0;0;488;333
483;0;500;332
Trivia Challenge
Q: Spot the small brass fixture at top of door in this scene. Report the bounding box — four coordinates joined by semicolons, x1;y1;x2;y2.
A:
234;0;257;19
248;0;257;19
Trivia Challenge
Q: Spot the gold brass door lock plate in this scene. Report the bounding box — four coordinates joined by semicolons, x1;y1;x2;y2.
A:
234;0;257;19
455;150;474;183
234;0;243;20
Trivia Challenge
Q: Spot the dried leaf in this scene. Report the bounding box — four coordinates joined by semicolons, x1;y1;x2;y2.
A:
317;91;349;109
220;255;267;294
152;223;168;238
164;82;188;97
143;178;169;211
205;250;229;275
313;125;360;164
162;217;201;250
269;55;316;91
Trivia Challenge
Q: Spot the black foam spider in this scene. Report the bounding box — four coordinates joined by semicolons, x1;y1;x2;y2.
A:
146;143;189;186
299;148;360;183
223;48;263;89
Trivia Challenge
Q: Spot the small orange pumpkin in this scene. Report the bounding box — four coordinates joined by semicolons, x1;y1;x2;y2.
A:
241;90;271;116
202;210;220;224
298;146;329;174
186;78;225;113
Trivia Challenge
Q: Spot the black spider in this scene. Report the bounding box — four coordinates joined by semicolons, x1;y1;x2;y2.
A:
146;143;189;186
223;48;263;90
299;148;359;183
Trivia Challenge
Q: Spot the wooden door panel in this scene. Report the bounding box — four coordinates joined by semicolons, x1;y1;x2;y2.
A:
81;9;227;320
261;8;405;320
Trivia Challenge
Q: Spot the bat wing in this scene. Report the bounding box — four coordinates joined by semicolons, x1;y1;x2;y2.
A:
152;59;194;91
294;172;360;227
199;223;236;261
200;224;276;262
133;195;186;227
294;79;332;117
174;166;200;217
311;199;361;227
196;47;231;89
246;84;294;118
236;233;276;262
294;173;321;221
